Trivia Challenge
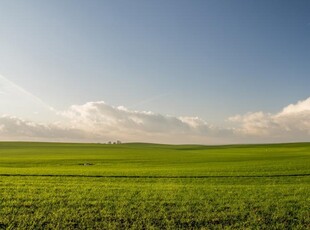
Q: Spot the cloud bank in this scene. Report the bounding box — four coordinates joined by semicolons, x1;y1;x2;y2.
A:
0;97;309;144
59;101;231;143
0;115;86;142
229;97;310;142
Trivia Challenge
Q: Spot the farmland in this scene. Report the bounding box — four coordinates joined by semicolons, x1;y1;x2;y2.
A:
0;142;309;229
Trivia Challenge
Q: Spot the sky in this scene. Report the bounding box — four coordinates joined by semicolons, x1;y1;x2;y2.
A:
0;0;309;144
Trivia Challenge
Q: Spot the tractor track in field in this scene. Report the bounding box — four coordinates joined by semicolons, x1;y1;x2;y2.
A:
0;173;309;178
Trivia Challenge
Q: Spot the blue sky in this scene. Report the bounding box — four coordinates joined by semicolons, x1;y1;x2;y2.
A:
0;1;309;143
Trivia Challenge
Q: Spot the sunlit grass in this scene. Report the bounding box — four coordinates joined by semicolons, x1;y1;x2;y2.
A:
0;142;309;229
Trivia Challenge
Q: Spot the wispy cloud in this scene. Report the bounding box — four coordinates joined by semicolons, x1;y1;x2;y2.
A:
128;91;172;109
0;75;55;112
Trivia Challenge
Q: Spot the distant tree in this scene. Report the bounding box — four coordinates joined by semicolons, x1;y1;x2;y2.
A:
108;141;112;144
117;140;122;144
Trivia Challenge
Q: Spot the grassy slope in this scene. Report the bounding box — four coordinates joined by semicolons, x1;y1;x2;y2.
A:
0;142;309;229
0;142;309;176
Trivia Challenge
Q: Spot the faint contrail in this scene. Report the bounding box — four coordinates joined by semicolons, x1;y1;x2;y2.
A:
128;91;172;109
0;74;56;112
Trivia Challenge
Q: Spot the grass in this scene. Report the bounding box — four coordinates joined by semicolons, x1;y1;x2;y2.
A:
0;142;309;229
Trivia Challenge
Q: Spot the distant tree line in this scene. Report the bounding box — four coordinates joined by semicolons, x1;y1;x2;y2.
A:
106;140;122;144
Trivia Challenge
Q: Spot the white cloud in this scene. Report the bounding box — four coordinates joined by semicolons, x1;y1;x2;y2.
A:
0;101;232;144
0;98;309;144
59;101;228;143
229;97;310;142
279;97;310;115
0;115;87;142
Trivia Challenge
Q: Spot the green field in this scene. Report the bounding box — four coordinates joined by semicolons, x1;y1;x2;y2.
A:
0;142;309;229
